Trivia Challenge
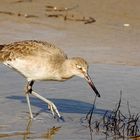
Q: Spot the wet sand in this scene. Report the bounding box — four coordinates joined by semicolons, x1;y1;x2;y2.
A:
0;0;140;66
0;0;140;139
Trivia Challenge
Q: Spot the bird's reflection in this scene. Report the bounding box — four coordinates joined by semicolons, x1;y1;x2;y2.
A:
0;119;61;140
23;119;32;140
41;126;61;140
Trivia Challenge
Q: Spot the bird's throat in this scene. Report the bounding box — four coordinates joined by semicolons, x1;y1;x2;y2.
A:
60;59;74;81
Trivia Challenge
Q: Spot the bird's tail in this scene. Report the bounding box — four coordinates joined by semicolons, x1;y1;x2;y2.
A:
0;45;4;50
0;45;5;63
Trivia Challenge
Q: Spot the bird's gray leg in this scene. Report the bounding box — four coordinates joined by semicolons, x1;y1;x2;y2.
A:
31;91;61;118
25;81;61;118
25;80;34;119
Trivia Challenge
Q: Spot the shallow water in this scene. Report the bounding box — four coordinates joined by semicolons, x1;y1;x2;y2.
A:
0;64;140;140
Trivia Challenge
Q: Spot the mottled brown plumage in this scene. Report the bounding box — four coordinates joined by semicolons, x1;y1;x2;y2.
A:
0;40;100;119
0;40;67;62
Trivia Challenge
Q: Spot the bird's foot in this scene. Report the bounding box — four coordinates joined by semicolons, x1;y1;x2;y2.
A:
48;101;61;119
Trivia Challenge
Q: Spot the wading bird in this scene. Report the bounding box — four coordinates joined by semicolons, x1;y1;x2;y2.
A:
0;40;100;119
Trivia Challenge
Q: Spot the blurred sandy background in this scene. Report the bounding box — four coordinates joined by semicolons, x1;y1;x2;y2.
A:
0;0;140;66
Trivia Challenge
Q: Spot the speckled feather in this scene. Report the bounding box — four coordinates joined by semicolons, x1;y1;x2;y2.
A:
0;40;67;62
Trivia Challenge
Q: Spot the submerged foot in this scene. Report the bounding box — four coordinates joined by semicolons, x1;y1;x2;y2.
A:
56;116;65;122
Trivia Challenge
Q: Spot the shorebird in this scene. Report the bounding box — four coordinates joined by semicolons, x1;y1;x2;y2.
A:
0;40;100;119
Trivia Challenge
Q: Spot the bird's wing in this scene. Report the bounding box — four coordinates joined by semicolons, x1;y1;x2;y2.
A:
0;40;67;62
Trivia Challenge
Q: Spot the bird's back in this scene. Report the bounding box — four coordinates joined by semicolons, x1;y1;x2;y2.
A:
0;40;67;62
0;40;68;80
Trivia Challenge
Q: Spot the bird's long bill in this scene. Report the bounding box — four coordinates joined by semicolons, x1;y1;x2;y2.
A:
85;74;101;97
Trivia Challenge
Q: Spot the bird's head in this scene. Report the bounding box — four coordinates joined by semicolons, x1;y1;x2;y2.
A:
70;57;100;97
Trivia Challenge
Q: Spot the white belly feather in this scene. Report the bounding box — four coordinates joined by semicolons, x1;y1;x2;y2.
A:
4;58;54;81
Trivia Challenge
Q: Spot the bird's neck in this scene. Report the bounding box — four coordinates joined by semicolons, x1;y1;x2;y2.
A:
59;59;74;80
